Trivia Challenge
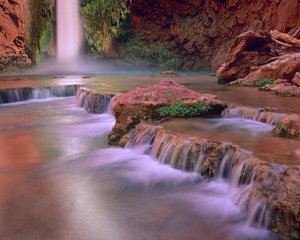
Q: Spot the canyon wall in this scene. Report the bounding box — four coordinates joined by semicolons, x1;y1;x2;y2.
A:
0;0;55;73
128;0;300;71
0;0;299;72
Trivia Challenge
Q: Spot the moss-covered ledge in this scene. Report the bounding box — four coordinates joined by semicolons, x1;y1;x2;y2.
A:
108;80;227;145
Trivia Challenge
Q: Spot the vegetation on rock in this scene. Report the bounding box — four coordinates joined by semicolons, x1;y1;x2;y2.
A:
159;101;212;118
29;0;54;64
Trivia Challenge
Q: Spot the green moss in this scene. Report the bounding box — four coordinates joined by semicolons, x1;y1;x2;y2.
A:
81;0;130;54
278;124;288;137
125;37;180;70
28;0;54;64
254;78;274;87
158;101;212;118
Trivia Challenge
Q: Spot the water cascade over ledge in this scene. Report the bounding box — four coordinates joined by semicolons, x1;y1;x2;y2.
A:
0;85;83;104
124;123;300;235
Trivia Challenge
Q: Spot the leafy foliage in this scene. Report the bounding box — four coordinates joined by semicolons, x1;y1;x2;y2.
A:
158;101;212;118
254;78;274;87
125;37;180;70
81;0;130;53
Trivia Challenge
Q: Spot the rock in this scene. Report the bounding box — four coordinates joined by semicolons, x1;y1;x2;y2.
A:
261;83;300;97
274;114;300;138
76;88;115;114
160;70;178;75
291;149;300;160
125;122;300;239
108;80;226;145
292;72;300;87
217;31;272;83
274;79;289;85
231;53;300;86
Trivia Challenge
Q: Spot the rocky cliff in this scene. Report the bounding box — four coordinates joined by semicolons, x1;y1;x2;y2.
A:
128;0;300;71
0;0;55;73
1;0;300;72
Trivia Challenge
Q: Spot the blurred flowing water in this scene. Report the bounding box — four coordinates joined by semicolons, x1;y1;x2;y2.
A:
0;97;279;240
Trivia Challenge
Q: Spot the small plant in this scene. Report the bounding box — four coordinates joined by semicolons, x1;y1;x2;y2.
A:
245;83;254;87
278;124;289;137
218;76;224;83
158;101;212;118
254;78;274;87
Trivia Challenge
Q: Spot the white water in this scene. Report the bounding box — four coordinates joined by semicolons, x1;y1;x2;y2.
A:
57;0;82;63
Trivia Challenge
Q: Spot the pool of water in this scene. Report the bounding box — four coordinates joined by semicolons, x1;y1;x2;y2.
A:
162;118;300;165
1;74;300;114
0;98;275;240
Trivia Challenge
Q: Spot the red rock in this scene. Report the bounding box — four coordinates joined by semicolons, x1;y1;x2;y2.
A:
291;149;300;160
274;114;300;137
108;80;226;145
129;0;300;71
292;72;300;87
231;53;300;86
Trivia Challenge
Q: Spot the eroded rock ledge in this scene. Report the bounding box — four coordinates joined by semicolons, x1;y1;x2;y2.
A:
217;30;300;97
108;80;226;145
76;88;114;114
125;122;300;239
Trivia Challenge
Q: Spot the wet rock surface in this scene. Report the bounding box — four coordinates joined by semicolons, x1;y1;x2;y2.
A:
274;114;300;138
124;122;300;240
76;88;114;114
108;80;226;145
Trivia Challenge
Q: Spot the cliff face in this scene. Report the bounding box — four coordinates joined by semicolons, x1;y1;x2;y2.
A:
0;0;55;73
129;0;300;71
0;0;31;72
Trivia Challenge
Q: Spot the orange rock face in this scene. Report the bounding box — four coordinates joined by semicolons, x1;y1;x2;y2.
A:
108;80;226;145
129;0;300;70
0;0;32;71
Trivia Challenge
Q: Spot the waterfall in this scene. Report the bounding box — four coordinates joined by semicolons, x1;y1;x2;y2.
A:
76;88;115;114
0;85;83;104
125;124;272;229
223;107;286;126
56;0;82;63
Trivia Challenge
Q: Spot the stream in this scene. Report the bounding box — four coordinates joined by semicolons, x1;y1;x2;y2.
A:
0;74;298;240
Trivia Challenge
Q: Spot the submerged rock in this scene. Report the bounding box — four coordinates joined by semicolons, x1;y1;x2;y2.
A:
108;80;226;145
274;114;300;138
160;70;178;75
76;88;114;114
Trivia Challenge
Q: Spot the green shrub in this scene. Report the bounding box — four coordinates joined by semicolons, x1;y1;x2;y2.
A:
125;37;180;70
254;78;274;87
217;76;224;83
158;101;212;118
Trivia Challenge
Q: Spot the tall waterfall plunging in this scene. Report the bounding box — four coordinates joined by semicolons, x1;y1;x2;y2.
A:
56;0;82;64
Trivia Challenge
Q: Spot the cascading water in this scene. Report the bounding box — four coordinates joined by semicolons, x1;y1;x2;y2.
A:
126;124;272;229
0;85;83;104
223;107;286;126
56;0;82;64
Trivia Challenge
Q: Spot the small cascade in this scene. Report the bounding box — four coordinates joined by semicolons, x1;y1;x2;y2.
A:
76;87;114;114
0;85;83;104
223;107;286;126
126;123;272;229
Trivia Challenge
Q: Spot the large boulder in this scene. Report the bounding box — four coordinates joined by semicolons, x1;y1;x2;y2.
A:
231;53;300;85
217;31;273;83
108;80;226;145
274;114;300;138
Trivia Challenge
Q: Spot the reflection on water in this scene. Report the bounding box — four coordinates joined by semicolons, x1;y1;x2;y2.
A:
0;99;276;240
1;74;300;114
